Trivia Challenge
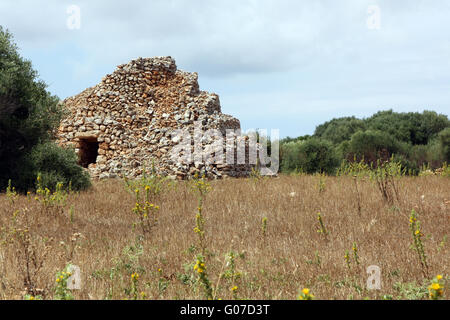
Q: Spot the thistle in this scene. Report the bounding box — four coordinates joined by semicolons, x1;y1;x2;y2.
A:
194;255;213;300
428;275;445;300
129;272;140;300
132;184;160;236
317;212;328;236
222;251;241;299
298;288;315;300
6;179;18;205
54;265;74;300
318;174;326;194
192;174;210;255
262;217;268;238
409;209;429;278
345;250;351;269
352;242;360;266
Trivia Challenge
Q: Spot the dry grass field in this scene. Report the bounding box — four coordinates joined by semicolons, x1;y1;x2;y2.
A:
0;174;448;300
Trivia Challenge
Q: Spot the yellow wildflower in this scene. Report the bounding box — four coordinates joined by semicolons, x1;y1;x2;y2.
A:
431;283;441;291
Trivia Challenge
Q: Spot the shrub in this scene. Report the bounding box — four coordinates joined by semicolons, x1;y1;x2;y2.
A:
8;142;91;192
281;138;340;174
280;141;302;173
29;142;91;191
346;130;403;165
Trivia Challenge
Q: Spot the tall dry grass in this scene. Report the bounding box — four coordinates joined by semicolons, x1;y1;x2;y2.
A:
0;175;448;300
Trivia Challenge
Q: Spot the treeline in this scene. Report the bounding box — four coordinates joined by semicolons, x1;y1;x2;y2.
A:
279;110;450;175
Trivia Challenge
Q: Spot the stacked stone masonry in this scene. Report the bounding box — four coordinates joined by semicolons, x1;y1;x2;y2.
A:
57;56;255;179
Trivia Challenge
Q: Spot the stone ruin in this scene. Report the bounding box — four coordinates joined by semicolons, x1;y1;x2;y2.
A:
57;56;255;179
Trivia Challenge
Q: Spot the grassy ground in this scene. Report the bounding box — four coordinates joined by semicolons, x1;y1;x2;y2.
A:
0;174;448;300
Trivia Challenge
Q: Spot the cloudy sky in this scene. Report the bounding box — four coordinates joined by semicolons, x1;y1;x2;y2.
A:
1;0;449;137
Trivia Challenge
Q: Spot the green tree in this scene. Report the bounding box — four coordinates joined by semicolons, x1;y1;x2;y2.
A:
314;116;366;145
366;110;449;145
0;26;90;192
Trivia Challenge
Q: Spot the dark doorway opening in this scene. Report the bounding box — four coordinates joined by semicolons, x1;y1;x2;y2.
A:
78;137;99;168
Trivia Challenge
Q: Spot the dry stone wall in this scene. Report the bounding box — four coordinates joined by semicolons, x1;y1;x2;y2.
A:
57;56;254;179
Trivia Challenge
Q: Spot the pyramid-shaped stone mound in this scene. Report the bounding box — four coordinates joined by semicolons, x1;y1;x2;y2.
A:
57;56;253;179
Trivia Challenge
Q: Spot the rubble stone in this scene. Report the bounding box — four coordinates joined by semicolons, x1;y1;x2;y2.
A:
57;56;254;179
